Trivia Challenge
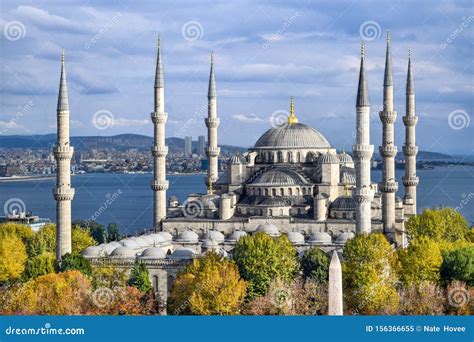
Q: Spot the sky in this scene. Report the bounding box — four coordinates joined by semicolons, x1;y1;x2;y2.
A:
0;0;472;154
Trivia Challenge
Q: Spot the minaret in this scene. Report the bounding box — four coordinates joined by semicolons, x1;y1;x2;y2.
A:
150;35;169;230
379;31;398;240
53;49;75;260
402;50;419;212
352;42;374;235
205;52;220;187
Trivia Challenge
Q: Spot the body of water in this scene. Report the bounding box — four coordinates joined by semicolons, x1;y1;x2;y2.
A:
0;166;472;235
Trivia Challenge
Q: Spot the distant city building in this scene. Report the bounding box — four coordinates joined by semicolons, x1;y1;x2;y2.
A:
198;135;206;155
184;136;192;156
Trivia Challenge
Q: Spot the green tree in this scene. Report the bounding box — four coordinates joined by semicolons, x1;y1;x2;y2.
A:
0;223;34;246
405;207;469;243
168;252;247;315
56;253;92;276
127;260;152;293
71;227;96;254
73;220;106;244
232;232;299;299
398;236;443;285
440;245;474;286
26;224;56;257
106;223;121;242
0;234;27;283
22;252;55;280
301;248;330;284
343;233;399;314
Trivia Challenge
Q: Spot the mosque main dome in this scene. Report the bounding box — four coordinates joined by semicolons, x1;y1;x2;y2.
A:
253;123;331;149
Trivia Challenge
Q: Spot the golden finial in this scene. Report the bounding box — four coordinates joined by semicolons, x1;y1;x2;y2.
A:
387;30;391;43
361;41;365;58
208;177;213;195
287;97;298;124
342;148;346;155
61;48;65;63
344;183;349;196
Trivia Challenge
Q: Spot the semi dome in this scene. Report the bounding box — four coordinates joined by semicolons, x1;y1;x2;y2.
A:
202;230;225;243
110;246;137;258
139;247;166;259
176;230;199;244
317;153;340;164
226;230;248;243
330;196;356;211
307;231;332;244
287;231;305;244
340;168;356;184
250;168;311;186
253;123;331;149
339;152;353;164
256;223;281;237
82;246;104;257
168;247;196;259
335;231;355;244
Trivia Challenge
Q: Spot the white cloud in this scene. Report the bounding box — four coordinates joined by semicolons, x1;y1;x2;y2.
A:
231;113;266;123
113;118;149;126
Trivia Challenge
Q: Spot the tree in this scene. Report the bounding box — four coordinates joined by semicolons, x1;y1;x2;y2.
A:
0;223;34;245
71;227;96;254
399;281;445;315
405;207;469;243
0;234;27;283
89;286;157;315
1;270;91;315
73;220;106;244
440;245;474;286
106;223;121;242
22;252;55;280
127;260;152;293
168;252;247;315
398;236;443;285
343;233;399;315
301;248;329;284
91;265;128;289
56;253;92;276
232;233;299;300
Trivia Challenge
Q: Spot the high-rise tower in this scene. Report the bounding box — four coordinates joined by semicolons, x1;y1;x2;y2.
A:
205;52;220;187
402;50;419;213
53;49;75;260
379;31;398;240
150;35;169;230
353;42;374;235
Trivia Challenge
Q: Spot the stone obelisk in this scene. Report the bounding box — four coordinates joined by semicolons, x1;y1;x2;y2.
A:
328;251;343;315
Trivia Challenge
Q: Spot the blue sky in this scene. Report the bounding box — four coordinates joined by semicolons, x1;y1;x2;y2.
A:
0;0;472;154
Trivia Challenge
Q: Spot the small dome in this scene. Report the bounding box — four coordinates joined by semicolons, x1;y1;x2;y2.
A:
132;237;149;248
202;230;225;243
201;238;221;249
98;242;121;255
317;153;340;164
176;230;199;243
147;233;166;245
340;167;356;184
139;247;166;259
338;152;353;164
141;235;156;245
330;196;356;211
307;231;332;244
227;230;248;243
256;223;281;237
156;231;173;242
110;246;137;258
168;247;196;259
335;231;355;244
121;239;139;249
314;193;327;200
287;231;305;244
82;246;104;257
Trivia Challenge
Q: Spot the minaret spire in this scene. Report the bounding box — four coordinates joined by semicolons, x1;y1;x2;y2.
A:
205;51;220;188
379;30;398;242
353;41;374;235
53;49;75;261
151;35;169;230
402;49;419;215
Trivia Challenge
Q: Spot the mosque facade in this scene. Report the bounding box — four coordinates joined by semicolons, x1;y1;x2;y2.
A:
53;33;419;313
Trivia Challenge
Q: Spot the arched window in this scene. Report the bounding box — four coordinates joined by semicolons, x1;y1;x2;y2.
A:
278;151;283;163
153;275;159;292
287;152;292;163
280;188;284;196
289;188;293;196
269;209;273;216
265;188;269;196
296;188;300;196
343;213;347;219
296;152;301;163
272;188;276;196
302;188;306;196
